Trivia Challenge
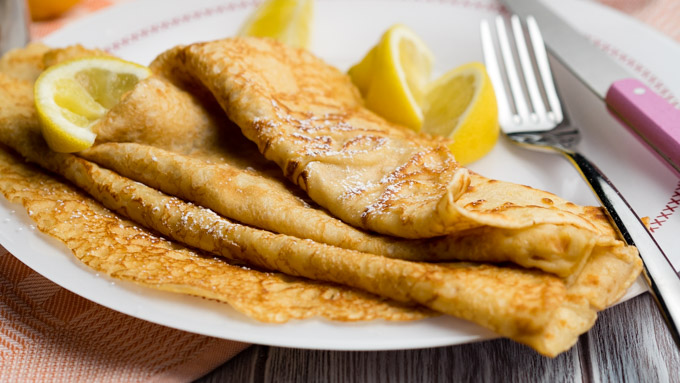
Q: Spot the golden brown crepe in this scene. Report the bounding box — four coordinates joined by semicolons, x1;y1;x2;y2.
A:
0;43;108;82
0;48;430;321
0;43;643;357
68;65;602;279
0;42;49;81
66;38;626;281
0;146;431;322
82;141;600;278
164;37;612;240
0;98;600;356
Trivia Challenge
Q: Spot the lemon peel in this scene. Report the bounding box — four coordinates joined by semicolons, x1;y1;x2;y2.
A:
34;56;151;153
238;0;314;49
350;25;499;165
422;62;499;165
349;24;434;131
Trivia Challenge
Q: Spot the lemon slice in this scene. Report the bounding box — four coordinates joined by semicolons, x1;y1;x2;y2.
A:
421;62;499;165
34;56;151;153
238;0;314;49
348;24;434;131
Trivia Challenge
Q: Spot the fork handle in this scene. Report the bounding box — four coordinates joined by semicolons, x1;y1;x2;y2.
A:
565;151;680;346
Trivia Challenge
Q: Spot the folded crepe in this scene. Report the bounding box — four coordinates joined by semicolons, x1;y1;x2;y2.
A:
67;58;608;280
0;147;431;322
0;48;429;322
160;38;614;240
0;43;643;357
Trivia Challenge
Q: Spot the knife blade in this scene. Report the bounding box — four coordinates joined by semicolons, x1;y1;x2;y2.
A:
500;0;680;174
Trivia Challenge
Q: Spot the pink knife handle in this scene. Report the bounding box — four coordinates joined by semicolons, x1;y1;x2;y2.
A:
605;78;680;170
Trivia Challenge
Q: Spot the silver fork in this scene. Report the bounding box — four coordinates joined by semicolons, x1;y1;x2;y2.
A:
481;15;680;346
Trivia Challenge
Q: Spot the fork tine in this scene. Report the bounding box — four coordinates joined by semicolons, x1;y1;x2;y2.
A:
494;16;530;124
526;16;563;123
510;15;545;122
480;20;513;125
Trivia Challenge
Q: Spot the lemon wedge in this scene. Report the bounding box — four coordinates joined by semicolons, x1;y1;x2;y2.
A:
238;0;314;49
348;24;434;131
34;56;151;153
421;62;499;165
350;27;498;164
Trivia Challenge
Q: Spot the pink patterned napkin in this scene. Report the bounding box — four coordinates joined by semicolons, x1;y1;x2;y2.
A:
0;246;248;381
599;0;680;42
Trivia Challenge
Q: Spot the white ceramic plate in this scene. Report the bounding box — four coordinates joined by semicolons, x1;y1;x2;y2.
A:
1;0;678;350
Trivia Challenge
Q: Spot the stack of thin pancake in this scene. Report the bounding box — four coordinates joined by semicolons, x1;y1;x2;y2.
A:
0;39;642;357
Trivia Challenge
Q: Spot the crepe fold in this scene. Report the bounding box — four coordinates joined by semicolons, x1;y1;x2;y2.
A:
117;38;633;279
155;38;614;241
0;49;433;322
0;148;432;322
72;59;606;281
0;43;643;357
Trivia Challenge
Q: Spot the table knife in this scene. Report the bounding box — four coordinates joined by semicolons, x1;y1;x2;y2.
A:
500;0;680;174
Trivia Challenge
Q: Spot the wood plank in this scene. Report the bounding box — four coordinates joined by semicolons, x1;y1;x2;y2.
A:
258;341;580;382
196;293;680;382
586;293;680;383
196;345;267;383
197;335;581;382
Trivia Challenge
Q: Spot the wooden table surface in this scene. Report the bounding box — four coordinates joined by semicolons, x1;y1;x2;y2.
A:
195;292;679;382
